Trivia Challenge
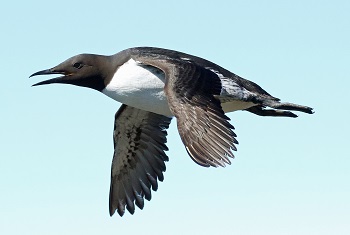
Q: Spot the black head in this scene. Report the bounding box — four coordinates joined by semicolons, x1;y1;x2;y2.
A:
30;54;113;91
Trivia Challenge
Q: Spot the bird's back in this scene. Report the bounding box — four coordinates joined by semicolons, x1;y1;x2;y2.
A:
129;47;278;100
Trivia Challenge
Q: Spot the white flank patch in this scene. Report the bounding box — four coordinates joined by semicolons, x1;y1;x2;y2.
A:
207;67;226;79
219;77;257;112
208;68;257;112
102;59;173;116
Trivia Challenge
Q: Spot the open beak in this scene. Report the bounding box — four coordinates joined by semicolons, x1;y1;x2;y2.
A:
30;69;70;86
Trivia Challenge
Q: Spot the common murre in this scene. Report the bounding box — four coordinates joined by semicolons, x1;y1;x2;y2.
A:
30;47;314;217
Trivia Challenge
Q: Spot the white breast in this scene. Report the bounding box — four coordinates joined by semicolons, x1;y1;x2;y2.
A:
102;59;173;116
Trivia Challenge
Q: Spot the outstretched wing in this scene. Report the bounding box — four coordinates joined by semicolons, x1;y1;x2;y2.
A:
109;104;172;217
132;48;238;167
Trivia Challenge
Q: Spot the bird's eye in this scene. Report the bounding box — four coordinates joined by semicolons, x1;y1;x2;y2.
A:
73;62;83;69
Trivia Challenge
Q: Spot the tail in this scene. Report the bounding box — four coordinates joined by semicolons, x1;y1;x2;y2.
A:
246;98;314;118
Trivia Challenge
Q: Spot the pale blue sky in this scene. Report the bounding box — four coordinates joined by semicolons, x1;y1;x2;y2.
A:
1;1;349;234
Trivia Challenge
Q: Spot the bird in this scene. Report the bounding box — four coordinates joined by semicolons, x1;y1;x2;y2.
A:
30;47;314;217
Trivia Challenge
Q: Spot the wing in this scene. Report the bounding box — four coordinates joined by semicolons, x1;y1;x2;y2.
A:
165;62;238;167
109;104;172;217
132;48;238;167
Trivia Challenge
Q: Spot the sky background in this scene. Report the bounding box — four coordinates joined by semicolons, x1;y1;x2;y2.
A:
1;0;349;234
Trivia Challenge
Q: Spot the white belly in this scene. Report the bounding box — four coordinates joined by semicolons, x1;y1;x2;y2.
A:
102;59;173;116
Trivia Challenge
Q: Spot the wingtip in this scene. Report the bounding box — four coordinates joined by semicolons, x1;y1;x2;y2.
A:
109;209;115;217
117;208;125;217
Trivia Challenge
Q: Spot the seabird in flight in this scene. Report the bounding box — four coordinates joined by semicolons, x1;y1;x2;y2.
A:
30;47;313;216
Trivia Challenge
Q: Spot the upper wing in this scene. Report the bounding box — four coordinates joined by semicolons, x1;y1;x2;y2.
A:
132;48;238;167
109;104;172;217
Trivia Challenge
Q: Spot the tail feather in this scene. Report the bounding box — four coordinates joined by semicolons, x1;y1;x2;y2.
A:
263;101;314;114
246;95;314;117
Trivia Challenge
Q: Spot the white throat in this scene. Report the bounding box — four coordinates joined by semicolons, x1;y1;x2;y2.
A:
102;59;173;116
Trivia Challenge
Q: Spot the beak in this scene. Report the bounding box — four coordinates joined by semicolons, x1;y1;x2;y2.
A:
30;69;69;87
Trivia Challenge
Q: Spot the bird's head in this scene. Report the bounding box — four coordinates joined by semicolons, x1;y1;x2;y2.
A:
30;54;113;91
